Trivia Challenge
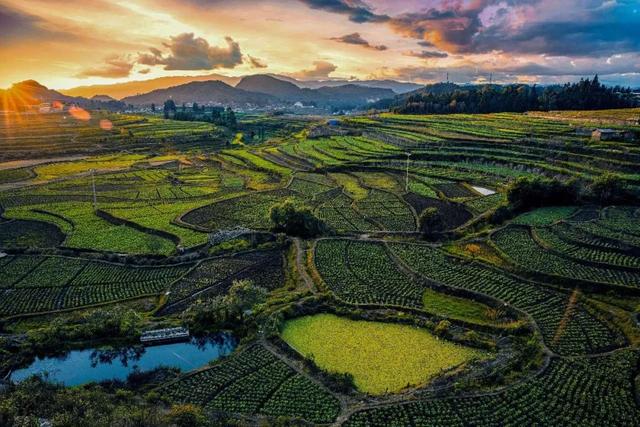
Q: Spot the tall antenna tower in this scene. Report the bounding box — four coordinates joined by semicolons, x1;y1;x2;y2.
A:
489;73;493;85
446;72;449;83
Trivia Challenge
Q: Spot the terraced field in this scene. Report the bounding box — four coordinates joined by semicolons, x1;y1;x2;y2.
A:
0;255;191;317
3;108;640;426
161;344;340;424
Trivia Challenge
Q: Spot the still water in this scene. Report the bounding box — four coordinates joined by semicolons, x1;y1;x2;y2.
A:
10;333;236;386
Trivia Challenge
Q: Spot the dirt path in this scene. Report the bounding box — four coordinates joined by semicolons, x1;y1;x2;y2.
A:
0;155;88;171
293;237;315;292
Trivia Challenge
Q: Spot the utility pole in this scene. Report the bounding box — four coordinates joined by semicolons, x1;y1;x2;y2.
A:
405;152;411;192
91;168;97;211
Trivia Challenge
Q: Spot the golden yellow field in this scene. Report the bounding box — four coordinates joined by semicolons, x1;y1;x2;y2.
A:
281;313;489;394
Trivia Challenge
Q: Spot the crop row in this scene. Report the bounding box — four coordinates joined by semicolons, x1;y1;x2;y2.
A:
163;345;340;424
315;240;425;308
167;251;283;305
182;189;302;231
345;350;640;426
492;226;640;288
533;226;640;269
387;243;623;355
0;255;190;316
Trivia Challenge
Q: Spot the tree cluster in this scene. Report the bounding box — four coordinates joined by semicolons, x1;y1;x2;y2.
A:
269;199;329;238
162;100;237;130
388;76;637;115
491;173;638;224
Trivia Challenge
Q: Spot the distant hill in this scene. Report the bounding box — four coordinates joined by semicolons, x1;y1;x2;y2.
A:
0;80;124;111
60;73;419;100
376;77;638;114
235;74;394;108
60;74;241;100
236;75;303;99
276;76;422;94
121;80;276;106
90;94;117;102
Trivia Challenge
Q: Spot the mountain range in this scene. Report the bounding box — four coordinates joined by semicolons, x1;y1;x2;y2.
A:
121;75;396;109
2;74;421;112
60;73;420;100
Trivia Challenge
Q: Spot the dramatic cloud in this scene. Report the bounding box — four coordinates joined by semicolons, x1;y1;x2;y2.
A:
404;50;449;59
331;33;387;50
138;33;243;70
248;55;268;69
296;0;389;23
0;4;72;46
76;55;134;78
299;0;640;59
289;61;337;80
387;2;488;54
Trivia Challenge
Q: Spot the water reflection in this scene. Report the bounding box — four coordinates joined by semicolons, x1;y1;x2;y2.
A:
10;333;236;386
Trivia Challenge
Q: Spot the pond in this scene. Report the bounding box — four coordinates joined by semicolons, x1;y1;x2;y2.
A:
9;333;236;387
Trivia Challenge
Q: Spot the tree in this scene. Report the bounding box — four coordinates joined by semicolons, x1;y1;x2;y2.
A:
506;176;579;211
269;198;329;237
589;173;634;205
163;99;176;119
223;279;268;318
222;107;237;130
150;103;156;113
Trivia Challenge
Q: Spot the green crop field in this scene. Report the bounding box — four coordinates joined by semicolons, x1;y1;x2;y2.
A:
281;314;489;394
3;106;640;426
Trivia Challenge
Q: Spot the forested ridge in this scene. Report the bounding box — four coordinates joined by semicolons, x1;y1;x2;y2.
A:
380;76;638;114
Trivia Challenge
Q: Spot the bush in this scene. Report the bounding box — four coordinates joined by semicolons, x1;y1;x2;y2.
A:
506;176;579;211
269;199;329;238
167;404;206;427
588;173;635;205
434;320;451;336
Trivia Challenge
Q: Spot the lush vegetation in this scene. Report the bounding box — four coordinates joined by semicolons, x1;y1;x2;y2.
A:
2;106;640;426
281;314;488;395
384;76;638;114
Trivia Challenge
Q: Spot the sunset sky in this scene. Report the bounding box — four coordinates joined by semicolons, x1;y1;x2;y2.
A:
1;0;639;89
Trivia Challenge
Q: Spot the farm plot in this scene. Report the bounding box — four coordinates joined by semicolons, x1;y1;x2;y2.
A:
281;314;489;395
0;167;33;184
354;190;416;232
345;350;640;426
491;226;640;289
403;193;472;230
287;173;336;199
162;250;284;311
181;189;303;231
162;344;340;424
104;200;211;248
0;255;190;317
388;243;624;355
512;207;578;226
316;192;377;233
552;221;637;252
314;239;426;308
434;183;478;199
533;226;640;269
0;219;65;248
464;193;505;215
